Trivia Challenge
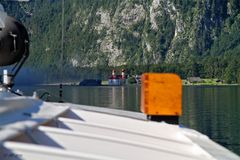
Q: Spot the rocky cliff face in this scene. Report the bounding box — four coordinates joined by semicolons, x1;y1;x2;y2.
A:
3;0;240;68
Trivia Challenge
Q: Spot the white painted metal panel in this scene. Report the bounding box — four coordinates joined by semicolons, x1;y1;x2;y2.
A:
0;142;122;160
68;109;191;143
27;126;213;160
57;117;210;158
0;96;69;141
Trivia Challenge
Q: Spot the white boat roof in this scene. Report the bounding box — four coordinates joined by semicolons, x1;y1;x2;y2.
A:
0;92;239;160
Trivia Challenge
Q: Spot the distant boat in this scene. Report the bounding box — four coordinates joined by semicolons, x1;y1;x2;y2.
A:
79;79;102;86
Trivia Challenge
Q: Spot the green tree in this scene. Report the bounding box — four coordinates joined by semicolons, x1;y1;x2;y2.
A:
224;59;239;84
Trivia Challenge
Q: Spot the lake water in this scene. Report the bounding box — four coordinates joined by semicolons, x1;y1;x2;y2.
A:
16;85;240;156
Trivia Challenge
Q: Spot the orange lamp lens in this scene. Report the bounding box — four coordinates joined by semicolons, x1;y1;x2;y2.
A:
141;73;182;116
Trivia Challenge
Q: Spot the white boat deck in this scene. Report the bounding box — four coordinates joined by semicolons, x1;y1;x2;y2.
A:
0;92;239;160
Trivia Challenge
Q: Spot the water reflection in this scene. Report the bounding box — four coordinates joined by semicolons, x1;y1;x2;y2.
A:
58;85;141;112
180;86;240;155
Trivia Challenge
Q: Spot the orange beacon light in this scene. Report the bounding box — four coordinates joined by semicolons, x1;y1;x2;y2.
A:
141;73;182;124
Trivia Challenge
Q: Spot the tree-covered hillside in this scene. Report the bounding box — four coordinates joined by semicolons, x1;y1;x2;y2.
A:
2;0;240;83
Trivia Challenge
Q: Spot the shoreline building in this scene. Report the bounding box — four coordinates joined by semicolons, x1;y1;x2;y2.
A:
108;69;126;86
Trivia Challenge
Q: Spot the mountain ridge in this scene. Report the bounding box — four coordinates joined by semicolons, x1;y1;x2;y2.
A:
2;0;240;83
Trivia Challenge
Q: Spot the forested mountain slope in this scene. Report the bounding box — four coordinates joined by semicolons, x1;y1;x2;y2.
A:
2;0;240;83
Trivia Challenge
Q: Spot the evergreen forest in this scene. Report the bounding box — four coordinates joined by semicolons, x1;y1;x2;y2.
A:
1;0;240;83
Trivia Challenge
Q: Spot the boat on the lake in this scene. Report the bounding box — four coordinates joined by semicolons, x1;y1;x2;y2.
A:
79;79;102;86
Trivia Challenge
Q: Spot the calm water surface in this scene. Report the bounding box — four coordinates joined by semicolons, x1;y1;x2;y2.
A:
16;85;240;155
